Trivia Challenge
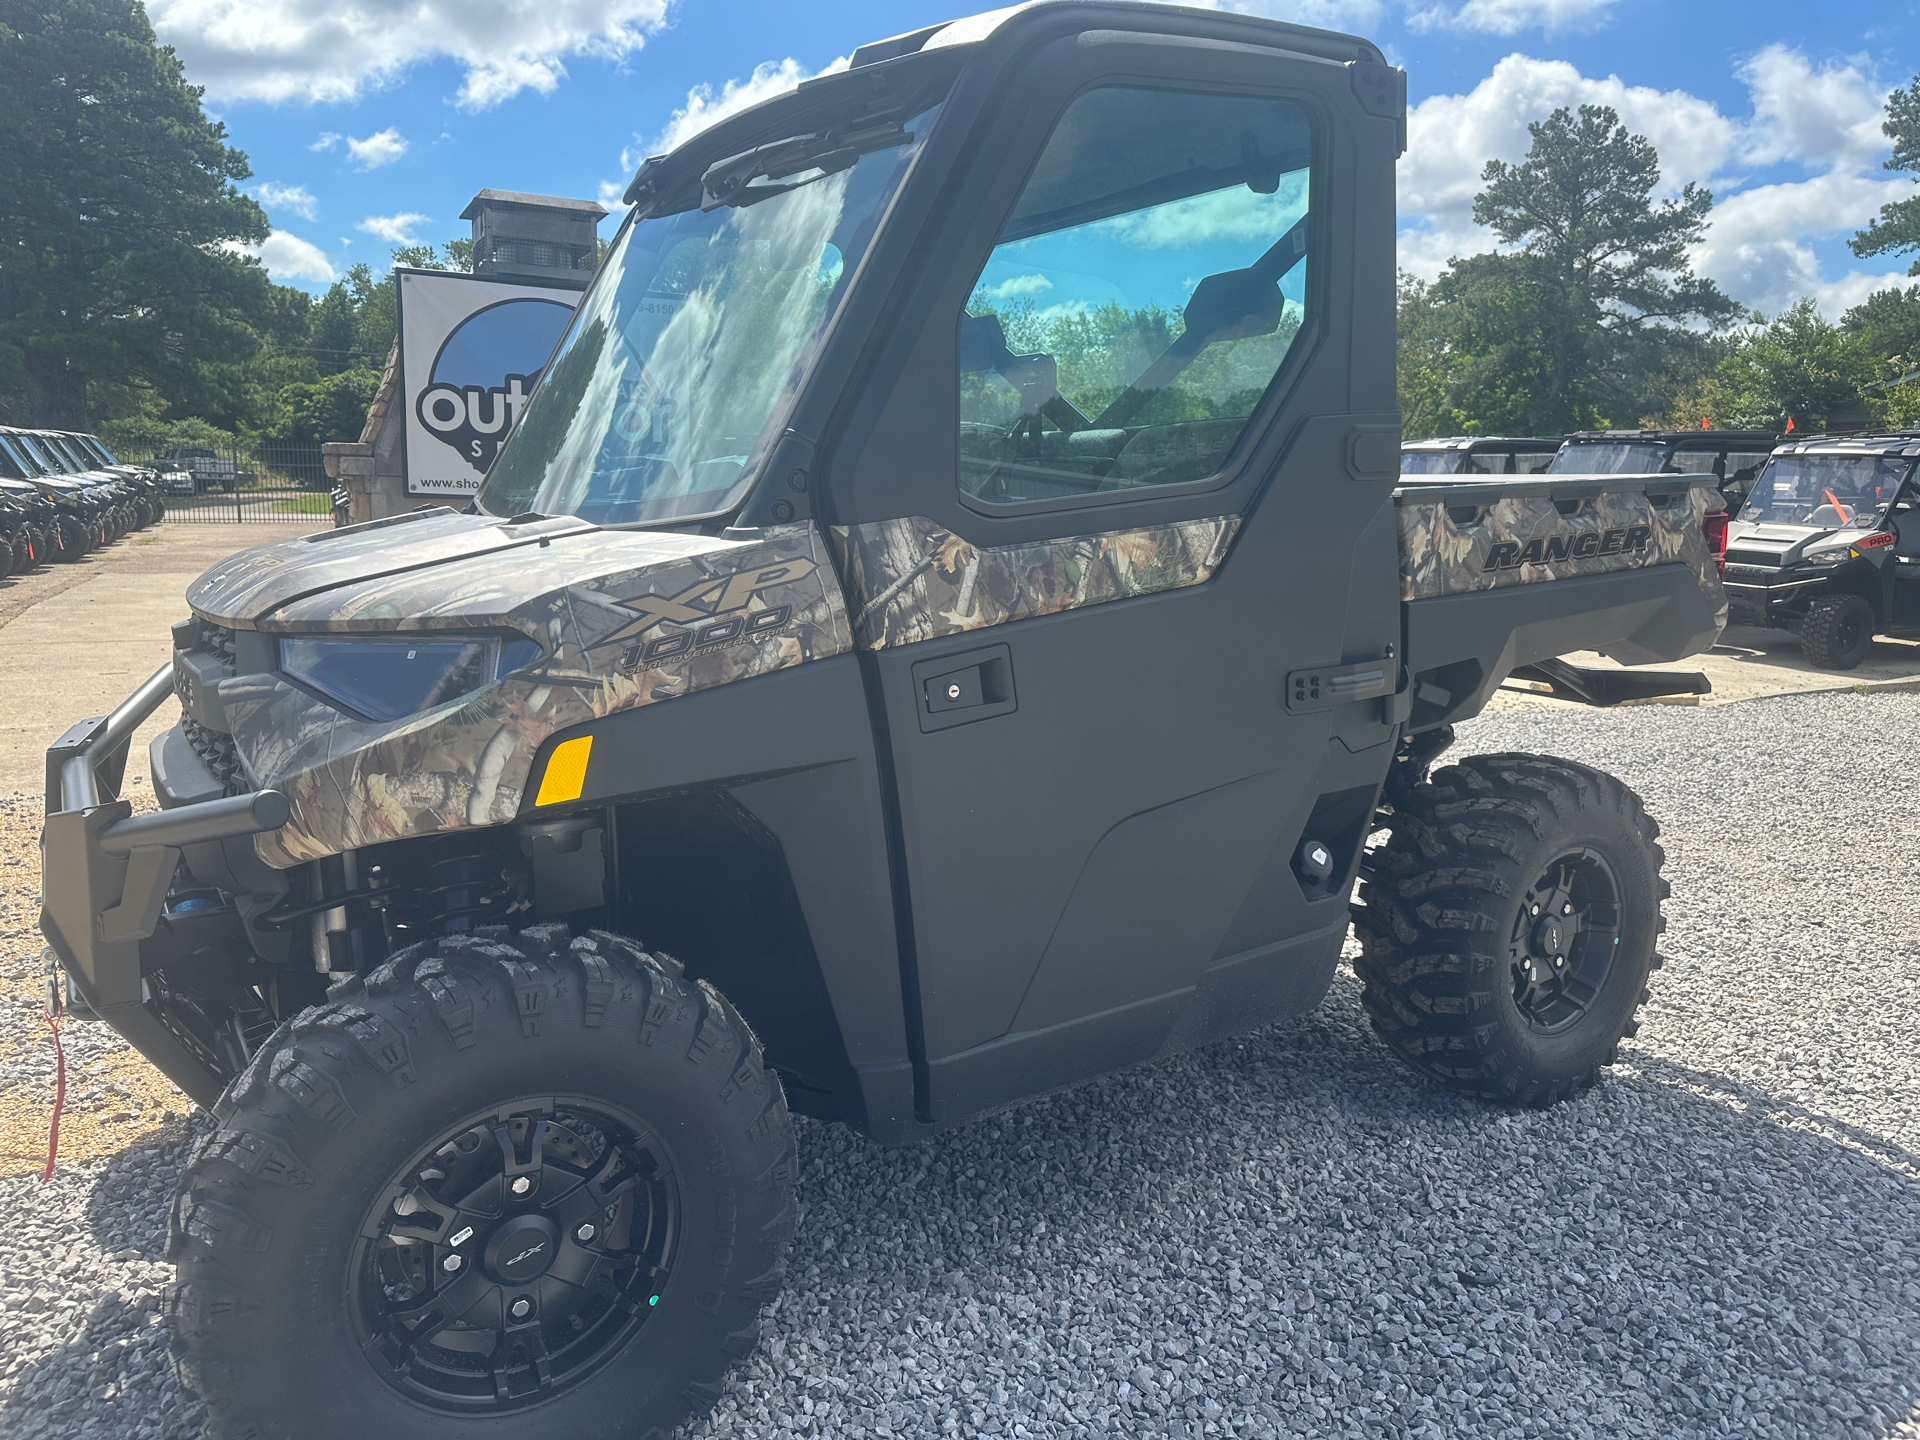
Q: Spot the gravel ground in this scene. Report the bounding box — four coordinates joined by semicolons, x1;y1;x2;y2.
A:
1;689;1917;1439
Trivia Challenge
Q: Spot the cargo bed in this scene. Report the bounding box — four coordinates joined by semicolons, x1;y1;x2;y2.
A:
1394;472;1728;730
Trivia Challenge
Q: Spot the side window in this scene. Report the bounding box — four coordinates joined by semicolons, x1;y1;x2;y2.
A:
958;86;1312;504
1674;450;1725;478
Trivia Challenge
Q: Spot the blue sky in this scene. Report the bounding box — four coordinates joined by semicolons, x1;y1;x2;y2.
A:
151;0;1920;317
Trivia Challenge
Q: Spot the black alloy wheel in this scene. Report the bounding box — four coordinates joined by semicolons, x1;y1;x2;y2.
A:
350;1100;679;1413
1507;848;1621;1034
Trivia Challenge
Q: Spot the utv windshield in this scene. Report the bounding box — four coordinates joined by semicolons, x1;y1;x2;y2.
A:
1546;442;1670;474
1739;454;1913;527
0;435;50;477
479;103;942;525
1399;452;1460;474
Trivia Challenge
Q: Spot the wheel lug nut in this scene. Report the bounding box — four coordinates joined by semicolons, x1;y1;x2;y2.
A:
510;1298;533;1321
510;1176;532;1196
1562;903;1572;915
443;1255;463;1272
576;1223;597;1243
1531;904;1540;915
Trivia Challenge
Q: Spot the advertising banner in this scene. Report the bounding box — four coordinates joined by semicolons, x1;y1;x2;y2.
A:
397;269;581;497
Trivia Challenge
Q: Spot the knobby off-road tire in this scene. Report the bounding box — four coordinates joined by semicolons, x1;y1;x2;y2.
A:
167;925;798;1440
1799;592;1875;670
1352;753;1668;1106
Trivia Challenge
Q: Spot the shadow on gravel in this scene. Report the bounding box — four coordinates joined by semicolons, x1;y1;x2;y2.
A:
9;981;1917;1440
1;1118;206;1440
722;974;1920;1439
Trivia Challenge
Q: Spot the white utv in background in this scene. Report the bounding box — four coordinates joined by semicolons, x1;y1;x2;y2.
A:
1723;433;1920;668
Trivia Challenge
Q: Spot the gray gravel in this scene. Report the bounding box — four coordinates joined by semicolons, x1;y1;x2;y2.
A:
3;688;1917;1438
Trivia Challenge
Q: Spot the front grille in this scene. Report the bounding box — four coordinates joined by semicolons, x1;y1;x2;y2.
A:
1724;548;1783;567
200;621;237;675
183;714;250;796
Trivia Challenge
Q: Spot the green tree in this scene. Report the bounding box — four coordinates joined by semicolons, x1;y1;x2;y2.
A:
278;368;380;444
0;0;273;426
1711;301;1876;428
307;284;363;376
1464;104;1739;431
1851;75;1920;274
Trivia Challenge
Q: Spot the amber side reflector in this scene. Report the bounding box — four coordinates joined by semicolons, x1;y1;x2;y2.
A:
534;735;593;807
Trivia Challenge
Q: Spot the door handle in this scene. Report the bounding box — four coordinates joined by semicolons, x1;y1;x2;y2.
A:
1285;660;1399;714
910;644;1016;732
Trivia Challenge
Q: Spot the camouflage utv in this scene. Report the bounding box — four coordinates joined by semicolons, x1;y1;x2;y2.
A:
41;6;1729;1436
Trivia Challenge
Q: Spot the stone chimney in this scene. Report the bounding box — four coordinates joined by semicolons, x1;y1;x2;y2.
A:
461;190;608;290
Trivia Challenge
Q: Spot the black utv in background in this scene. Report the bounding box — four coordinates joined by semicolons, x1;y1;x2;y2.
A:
40;7;1729;1437
1399;435;1559;475
1724;433;1920;668
1550;429;1779;513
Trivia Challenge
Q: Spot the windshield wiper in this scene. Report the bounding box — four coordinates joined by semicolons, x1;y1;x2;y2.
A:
699;122;912;211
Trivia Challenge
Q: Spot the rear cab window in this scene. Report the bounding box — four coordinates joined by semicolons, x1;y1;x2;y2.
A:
957;86;1313;506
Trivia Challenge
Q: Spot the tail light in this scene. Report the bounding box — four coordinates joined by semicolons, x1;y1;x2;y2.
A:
1702;508;1729;576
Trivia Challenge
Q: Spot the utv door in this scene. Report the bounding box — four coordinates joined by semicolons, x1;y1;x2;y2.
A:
820;27;1404;1126
1889;479;1920;626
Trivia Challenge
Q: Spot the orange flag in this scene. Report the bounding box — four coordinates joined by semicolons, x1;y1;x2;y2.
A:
1700;417;1709;429
1785;416;1795;434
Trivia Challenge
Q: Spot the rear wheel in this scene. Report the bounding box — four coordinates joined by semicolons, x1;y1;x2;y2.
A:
167;925;797;1440
1352;753;1666;1106
1800;592;1875;669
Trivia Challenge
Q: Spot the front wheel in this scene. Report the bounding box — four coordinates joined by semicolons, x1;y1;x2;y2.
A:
1352;753;1667;1106
167;925;797;1440
1800;592;1875;669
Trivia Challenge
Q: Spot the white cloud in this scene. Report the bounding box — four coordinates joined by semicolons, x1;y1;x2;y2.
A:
1735;45;1889;170
984;274;1054;301
1408;0;1614;35
646;55;851;159
357;212;431;246
309;132;340;152
227;231;336;284
252;182;318;221
146;0;670;110
345;128;407;170
1395;48;1904;317
1098;177;1310;249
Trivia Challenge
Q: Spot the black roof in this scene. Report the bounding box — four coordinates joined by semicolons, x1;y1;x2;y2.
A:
1402;435;1560;451
458;189;607;220
1563;429;1779;447
1769;432;1920;457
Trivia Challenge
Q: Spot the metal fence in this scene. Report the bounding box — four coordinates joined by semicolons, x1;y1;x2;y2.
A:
120;441;335;526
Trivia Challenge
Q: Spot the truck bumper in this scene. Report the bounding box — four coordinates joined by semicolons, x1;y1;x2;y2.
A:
39;663;290;1107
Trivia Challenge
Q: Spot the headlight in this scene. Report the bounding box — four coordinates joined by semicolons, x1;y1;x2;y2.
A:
1801;546;1852;566
280;633;543;721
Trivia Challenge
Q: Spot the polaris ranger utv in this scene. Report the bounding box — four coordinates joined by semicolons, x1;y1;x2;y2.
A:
1399;435;1559;475
1551;428;1778;514
1723;432;1920;668
39;6;1728;1436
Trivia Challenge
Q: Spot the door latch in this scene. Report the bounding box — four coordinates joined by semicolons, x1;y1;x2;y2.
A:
910;643;1016;732
1285;660;1397;715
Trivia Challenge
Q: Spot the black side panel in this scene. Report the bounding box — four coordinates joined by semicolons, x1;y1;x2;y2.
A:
1403;565;1723;730
539;654;912;1137
614;790;867;1129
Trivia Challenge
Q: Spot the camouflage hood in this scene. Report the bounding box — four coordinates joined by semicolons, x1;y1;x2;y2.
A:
187;509;605;630
192;511;852;865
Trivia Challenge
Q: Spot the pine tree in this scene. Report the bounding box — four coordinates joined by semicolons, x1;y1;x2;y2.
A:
0;0;271;425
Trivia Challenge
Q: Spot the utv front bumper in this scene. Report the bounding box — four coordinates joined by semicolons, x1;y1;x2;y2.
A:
39;663;290;1106
1720;569;1827;628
